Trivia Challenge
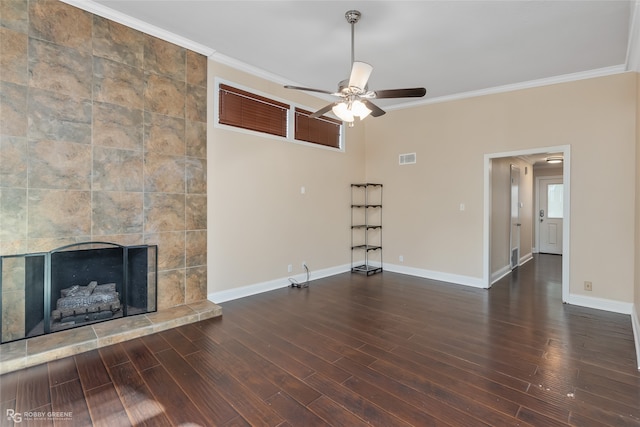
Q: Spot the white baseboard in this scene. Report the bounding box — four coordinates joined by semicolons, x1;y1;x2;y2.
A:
491;265;512;285
208;263;351;303
565;293;633;315
383;263;487;288
632;304;640;370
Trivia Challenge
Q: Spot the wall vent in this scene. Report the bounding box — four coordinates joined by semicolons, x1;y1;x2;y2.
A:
399;153;417;165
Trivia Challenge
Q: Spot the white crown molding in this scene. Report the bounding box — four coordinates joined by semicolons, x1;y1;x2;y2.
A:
386;64;628;112
626;1;640;72
59;0;215;57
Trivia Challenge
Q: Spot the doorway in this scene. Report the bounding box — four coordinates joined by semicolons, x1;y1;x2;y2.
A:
484;145;570;303
536;176;563;255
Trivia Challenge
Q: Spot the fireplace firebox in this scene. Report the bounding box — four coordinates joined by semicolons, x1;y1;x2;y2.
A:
1;242;157;344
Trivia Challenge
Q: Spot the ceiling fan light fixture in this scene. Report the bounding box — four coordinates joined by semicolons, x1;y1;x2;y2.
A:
332;102;354;122
351;100;372;119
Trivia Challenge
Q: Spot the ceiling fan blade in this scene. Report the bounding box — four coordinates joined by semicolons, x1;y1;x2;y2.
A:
374;87;427;99
361;100;386;117
284;85;335;95
310;103;336;118
348;61;373;91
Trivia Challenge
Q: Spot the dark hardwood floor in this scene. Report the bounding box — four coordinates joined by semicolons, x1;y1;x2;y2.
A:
1;254;639;426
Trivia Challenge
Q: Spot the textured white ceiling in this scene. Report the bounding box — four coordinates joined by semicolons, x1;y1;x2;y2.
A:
74;1;636;109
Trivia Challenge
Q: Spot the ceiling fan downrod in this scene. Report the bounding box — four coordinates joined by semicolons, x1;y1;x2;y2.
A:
345;10;361;67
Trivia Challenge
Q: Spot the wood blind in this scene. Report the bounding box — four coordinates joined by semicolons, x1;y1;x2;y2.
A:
219;84;289;137
294;108;342;149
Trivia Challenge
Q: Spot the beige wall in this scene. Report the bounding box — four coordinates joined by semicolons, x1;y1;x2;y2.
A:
207;61;365;295
365;73;637;303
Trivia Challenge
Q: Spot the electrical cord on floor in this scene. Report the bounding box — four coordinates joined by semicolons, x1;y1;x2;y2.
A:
289;264;310;288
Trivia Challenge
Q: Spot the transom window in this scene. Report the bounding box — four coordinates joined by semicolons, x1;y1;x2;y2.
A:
217;82;343;150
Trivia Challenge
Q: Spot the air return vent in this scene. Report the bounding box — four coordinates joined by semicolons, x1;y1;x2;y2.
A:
399;153;416;165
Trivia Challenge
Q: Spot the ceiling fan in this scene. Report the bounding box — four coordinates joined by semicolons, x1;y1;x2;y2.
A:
285;10;427;126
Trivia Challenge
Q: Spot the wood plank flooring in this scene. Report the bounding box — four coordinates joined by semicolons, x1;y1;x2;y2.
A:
1;254;639;426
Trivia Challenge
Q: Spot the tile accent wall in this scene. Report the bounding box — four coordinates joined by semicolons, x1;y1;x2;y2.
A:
0;0;208;340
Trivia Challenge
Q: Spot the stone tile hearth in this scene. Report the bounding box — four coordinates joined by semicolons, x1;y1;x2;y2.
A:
0;300;221;374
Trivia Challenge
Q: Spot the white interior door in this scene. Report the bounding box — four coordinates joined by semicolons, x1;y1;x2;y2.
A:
538;177;563;254
510;165;521;269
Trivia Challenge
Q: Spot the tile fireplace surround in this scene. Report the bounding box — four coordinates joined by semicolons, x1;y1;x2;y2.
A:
0;300;221;374
1;0;213;375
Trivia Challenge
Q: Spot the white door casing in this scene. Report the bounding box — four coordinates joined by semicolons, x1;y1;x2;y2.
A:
510;165;521;269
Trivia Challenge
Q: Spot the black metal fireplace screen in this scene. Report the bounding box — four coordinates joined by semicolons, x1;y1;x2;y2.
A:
0;242;157;344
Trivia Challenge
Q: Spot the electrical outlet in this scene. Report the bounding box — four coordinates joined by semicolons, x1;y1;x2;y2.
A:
399;255;404;263
584;281;592;291
287;264;293;273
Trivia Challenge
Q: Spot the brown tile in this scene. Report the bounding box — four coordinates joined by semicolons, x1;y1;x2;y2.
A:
27;87;92;144
185;120;206;159
144;73;185;117
186;51;207;87
0;81;27;137
28;38;92;99
187;300;221;316
93;57;144;110
29;0;92;52
186;157;206;194
28;140;92;190
0;340;26;373
144;34;185;80
27;189;91;238
0;256;25;292
92;146;144;192
186;83;206;122
93;102;143;151
144;111;185;155
0;188;27;242
144;231;185;270
144;193;185;233
92;191;143;235
27;326;96;357
0;240;27;257
0;135;27;187
157;269;185;309
93;315;153;346
0;0;28;33
146;304;194;325
89;234;144;247
185;265;207;303
185;194;206;231
144;152;185;193
2;289;25;341
93;15;144;68
0;27;27;85
26;237;88;254
185;230;206;267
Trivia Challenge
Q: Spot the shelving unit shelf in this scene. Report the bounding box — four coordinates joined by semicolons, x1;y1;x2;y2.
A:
351;183;383;275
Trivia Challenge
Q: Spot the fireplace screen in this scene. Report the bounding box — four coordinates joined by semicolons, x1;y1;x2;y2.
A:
0;242;157;344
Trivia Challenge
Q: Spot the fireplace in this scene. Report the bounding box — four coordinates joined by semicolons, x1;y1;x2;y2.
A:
1;242;157;344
